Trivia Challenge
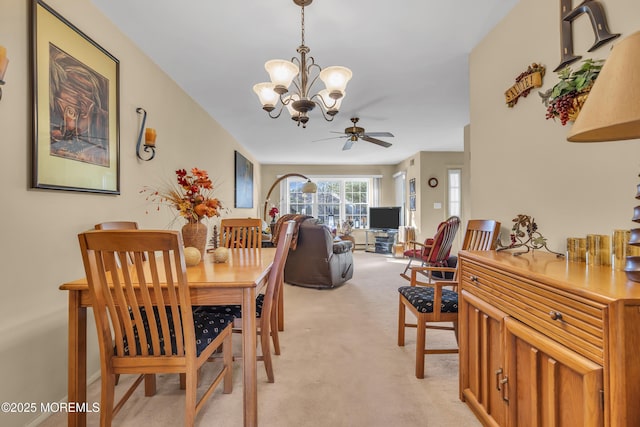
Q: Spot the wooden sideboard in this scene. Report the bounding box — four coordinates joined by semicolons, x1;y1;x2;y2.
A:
458;250;640;427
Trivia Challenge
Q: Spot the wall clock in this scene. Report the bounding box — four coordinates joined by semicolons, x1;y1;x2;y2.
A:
428;177;438;188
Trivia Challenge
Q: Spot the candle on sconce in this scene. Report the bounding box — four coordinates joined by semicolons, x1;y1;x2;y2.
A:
0;45;8;81
144;128;157;146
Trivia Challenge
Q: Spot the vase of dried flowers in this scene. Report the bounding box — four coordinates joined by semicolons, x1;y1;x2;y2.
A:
142;167;224;256
182;221;208;258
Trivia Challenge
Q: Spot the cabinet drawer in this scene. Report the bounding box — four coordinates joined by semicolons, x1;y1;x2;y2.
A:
461;259;606;364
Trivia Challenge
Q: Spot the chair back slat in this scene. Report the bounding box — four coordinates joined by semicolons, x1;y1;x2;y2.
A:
462;219;501;251
220;218;262;249
78;230;193;360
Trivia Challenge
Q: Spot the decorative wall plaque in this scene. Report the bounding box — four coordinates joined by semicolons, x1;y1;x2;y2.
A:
505;63;545;107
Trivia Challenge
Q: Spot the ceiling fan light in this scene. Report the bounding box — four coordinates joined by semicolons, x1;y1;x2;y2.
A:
265;60;299;93
253;82;279;110
319;66;352;95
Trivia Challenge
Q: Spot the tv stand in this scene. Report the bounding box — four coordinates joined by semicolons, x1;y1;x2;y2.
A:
364;229;398;254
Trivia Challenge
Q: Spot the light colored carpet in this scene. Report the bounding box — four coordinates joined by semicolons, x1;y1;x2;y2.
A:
40;251;480;426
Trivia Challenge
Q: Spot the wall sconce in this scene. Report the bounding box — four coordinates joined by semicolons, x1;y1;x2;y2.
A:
136;107;156;161
0;45;9;101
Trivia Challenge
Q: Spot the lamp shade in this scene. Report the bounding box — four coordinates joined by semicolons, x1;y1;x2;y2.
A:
319;66;352;97
301;180;317;193
318;89;344;112
265;60;299;91
567;31;640;142
284;94;301;116
253;82;279;109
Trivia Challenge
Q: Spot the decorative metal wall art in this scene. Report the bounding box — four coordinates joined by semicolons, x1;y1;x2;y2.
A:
497;214;564;257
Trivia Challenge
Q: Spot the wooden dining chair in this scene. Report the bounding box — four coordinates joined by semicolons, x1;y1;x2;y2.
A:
400;216;461;281
78;229;235;426
204;220;295;383
220;218;262;249
397;219;501;378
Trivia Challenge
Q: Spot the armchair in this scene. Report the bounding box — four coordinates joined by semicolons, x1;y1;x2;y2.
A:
284;217;353;288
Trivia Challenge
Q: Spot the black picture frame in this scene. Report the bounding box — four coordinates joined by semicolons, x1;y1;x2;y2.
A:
32;0;120;194
409;178;416;195
234;151;254;208
409;194;416;211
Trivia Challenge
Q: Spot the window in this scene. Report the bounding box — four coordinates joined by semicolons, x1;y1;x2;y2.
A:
448;169;461;217
285;177;372;228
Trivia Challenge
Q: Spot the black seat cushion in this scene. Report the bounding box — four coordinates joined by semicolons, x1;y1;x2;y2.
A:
196;293;265;319
121;306;235;357
398;286;458;313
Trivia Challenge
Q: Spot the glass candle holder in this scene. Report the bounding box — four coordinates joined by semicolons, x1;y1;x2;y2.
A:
566;237;586;262
587;234;611;267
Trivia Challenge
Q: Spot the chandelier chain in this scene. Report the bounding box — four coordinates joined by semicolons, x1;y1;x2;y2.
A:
300;3;305;46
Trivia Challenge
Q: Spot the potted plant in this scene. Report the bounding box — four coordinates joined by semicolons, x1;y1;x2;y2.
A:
540;58;604;125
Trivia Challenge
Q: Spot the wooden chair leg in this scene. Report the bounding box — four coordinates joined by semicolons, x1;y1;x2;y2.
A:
271;309;281;355
179;373;186;390
261;330;275;383
183;370;197;426
416;318;426;379
453;321;459;344
397;298;406;346
100;372;116;427
277;279;284;332
144;374;156;396
223;333;233;394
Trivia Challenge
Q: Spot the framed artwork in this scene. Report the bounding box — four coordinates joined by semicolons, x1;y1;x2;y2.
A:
409;178;416;195
234;151;254;208
32;0;120;194
409;194;416;211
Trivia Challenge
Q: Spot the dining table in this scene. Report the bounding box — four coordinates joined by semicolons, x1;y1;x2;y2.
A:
59;247;276;427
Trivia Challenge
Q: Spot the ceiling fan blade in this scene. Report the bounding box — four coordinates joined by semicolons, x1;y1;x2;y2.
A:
361;136;392;148
342;139;354;151
363;132;394;138
313;136;347;142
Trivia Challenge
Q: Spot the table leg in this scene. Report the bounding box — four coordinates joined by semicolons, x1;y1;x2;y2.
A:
68;291;87;427
242;287;258;427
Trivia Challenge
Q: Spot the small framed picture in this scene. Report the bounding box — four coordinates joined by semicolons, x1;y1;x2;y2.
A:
234;151;254;208
409;194;416;211
409;178;416;195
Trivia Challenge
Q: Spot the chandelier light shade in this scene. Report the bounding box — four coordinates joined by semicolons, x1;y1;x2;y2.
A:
253;0;352;128
566;31;640;282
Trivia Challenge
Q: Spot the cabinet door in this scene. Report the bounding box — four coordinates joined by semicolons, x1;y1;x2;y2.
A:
460;290;508;426
504;317;604;427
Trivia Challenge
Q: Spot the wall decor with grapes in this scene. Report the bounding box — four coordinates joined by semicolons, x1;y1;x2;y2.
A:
539;58;603;126
505;63;546;107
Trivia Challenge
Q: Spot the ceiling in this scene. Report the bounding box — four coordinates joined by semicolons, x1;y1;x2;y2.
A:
91;0;518;165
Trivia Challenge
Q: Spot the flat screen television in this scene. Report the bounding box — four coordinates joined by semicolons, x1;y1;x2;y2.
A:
369;206;401;230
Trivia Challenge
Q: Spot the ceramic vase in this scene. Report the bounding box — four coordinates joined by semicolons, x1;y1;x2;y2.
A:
181;221;207;256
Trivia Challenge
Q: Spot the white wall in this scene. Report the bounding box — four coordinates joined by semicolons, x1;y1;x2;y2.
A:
470;0;640;251
0;1;259;425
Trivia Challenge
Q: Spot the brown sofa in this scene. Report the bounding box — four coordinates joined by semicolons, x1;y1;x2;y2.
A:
284;218;354;288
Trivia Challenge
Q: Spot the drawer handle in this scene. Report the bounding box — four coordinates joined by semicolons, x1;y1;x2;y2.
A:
549;311;563;321
470;275;479;283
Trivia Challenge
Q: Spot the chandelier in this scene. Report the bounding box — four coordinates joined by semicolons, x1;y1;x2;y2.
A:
253;0;352;128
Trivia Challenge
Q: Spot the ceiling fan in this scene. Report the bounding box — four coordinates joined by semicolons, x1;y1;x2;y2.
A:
316;117;394;151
